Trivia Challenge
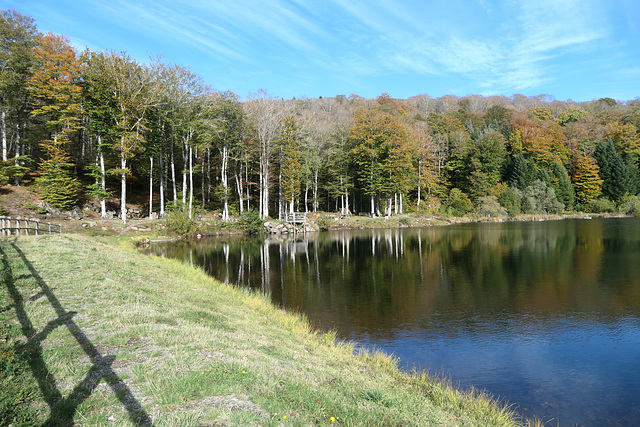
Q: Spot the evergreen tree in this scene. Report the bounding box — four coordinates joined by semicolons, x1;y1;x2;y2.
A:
594;139;633;202
508;153;536;189
552;162;575;210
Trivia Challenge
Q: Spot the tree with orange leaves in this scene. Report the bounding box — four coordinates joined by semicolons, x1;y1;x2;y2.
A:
510;112;571;173
571;152;603;205
28;33;82;209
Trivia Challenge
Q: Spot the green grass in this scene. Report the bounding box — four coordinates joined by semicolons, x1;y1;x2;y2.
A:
0;234;539;426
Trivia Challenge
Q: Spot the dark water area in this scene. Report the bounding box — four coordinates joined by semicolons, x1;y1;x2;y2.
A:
145;218;640;426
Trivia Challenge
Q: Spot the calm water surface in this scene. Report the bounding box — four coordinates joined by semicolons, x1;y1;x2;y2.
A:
146;218;640;426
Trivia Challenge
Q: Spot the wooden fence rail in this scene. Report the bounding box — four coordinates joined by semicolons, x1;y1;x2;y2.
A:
285;212;307;224
0;216;61;236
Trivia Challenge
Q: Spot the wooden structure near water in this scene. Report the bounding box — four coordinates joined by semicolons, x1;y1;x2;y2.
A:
0;216;61;236
285;212;307;234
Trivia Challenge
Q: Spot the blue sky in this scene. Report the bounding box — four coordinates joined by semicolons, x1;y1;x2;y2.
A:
5;0;640;101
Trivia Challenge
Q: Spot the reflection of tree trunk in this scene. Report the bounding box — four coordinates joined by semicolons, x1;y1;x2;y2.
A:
314;240;320;286
261;244;270;292
238;247;245;285
223;244;229;284
418;230;424;283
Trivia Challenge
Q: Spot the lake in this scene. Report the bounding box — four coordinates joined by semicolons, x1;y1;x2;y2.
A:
145;218;640;426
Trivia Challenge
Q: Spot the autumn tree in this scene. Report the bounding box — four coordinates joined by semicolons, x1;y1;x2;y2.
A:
510;112;570;173
349;108;410;216
409;119;437;207
28;33;82;209
571;152;603;206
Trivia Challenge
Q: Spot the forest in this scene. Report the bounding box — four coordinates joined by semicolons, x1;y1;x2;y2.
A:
2;9;640;224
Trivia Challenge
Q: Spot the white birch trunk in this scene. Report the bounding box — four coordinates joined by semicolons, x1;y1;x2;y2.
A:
149;156;154;217
13;123;20;185
182;141;188;207
159;152;165;217
120;154;127;224
1;110;7;162
188;145;193;219
99;149;107;218
221;145;229;221
170;146;177;207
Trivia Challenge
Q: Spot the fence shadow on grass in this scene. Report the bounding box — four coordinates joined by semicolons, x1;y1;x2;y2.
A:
1;242;153;426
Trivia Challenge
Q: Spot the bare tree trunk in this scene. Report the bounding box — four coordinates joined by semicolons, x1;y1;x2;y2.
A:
149;156;154;217
188;145;193;219
278;168;283;221
235;172;243;214
1;110;7;162
171;144;178;207
13;123;20;186
182;140;188;207
207;148;211;203
313;169;319;212
99;149;107;218
120;153;127;224
159;151;165;217
245;163;251;212
417;158;422;207
221;145;229;221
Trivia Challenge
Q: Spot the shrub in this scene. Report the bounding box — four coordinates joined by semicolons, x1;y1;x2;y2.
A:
476;196;507;217
237;209;264;234
443;189;473;216
521;180;564;214
586;197;616;213
164;205;196;235
497;188;521;217
619;195;640;216
398;216;411;226
315;215;333;231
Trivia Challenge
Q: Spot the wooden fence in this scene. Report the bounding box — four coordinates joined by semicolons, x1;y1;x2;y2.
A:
0;216;61;236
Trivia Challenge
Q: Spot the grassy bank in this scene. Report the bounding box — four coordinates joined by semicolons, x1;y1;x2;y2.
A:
1;235;536;426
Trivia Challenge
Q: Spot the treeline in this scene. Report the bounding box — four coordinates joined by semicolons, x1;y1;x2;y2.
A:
2;10;640;222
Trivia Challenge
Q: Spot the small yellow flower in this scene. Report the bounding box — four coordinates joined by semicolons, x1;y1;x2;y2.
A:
283;415;287;419
330;416;336;423
242;370;246;374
